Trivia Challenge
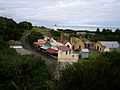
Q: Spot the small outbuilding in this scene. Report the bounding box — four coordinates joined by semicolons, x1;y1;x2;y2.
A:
80;49;89;59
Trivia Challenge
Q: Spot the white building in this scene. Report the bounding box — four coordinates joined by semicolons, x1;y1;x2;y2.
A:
80;49;89;59
57;46;79;62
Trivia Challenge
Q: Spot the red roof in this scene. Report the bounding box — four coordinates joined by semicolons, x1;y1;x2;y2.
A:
33;42;44;46
62;40;68;45
57;46;72;52
47;48;58;53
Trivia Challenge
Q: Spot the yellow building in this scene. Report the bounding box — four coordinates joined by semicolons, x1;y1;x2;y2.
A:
94;41;119;53
70;37;85;51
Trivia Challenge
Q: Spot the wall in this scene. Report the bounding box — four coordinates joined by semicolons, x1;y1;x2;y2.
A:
94;42;104;52
81;52;89;59
58;50;78;62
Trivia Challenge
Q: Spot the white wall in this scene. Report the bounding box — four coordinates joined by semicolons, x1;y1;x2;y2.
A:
65;42;72;49
58;50;78;62
81;52;89;59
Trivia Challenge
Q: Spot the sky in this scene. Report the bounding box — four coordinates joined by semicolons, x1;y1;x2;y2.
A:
0;0;120;27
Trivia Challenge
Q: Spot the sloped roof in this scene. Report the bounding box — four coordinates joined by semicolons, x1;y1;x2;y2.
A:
57;46;72;52
62;40;68;45
41;45;49;50
33;42;44;46
81;49;89;53
47;48;58;53
99;41;119;48
8;40;21;45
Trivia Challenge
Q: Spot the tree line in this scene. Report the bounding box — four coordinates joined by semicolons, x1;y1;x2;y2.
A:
0;16;54;90
0;16;32;40
91;28;120;42
58;51;120;90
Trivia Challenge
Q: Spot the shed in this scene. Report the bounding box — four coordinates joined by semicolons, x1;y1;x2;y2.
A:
80;49;89;59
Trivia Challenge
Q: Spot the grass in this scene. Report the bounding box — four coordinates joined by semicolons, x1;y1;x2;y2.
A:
24;27;51;35
78;53;98;62
89;53;98;61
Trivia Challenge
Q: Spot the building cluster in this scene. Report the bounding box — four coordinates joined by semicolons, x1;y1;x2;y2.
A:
33;33;120;63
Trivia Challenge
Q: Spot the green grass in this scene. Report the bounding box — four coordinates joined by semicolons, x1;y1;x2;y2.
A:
89;53;98;60
24;27;51;34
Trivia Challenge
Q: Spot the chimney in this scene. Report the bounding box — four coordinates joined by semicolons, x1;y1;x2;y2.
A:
60;33;64;43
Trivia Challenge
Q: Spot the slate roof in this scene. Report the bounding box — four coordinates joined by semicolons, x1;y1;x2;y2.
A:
81;49;89;53
41;45;49;50
8;40;21;45
99;41;119;48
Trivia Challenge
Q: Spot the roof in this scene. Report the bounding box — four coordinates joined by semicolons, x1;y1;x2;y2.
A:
45;41;52;47
8;40;21;45
10;45;23;49
47;48;58;53
57;46;72;52
81;49;89;53
62;40;68;45
40;45;49;50
99;41;119;48
33;42;44;46
50;42;64;46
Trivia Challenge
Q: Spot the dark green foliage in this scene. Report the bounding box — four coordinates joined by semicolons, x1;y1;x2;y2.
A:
27;31;44;45
91;28;120;42
49;30;61;37
58;51;120;90
0;17;23;40
18;21;32;30
0;38;54;90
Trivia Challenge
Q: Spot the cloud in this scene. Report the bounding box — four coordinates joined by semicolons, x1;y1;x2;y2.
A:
0;0;120;27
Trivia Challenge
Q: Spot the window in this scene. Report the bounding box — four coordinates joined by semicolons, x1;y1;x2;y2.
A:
69;51;71;54
72;55;74;57
67;45;70;48
66;51;68;55
72;46;75;50
79;45;81;49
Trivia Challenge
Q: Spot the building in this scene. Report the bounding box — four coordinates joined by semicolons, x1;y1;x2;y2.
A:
60;33;72;49
70;37;85;51
8;40;33;55
80;49;89;59
94;41;120;53
57;46;79;62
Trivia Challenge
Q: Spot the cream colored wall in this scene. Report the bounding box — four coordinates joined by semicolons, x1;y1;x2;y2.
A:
58;50;78;62
94;41;104;52
74;40;85;50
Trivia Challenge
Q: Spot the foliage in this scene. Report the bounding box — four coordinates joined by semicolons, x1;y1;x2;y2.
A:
27;31;44;45
58;51;120;90
90;28;120;42
0;37;54;90
49;30;61;37
18;21;32;30
0;16;32;41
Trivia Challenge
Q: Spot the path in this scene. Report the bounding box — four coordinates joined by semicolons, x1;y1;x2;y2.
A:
20;32;57;77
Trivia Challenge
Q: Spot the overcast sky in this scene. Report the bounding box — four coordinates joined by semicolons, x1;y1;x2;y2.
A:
0;0;120;27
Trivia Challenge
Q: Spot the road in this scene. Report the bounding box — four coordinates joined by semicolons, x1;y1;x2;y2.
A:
20;32;58;78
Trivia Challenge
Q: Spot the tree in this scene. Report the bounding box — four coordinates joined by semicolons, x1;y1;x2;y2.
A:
58;51;120;90
27;31;44;45
18;21;32;30
0;38;54;90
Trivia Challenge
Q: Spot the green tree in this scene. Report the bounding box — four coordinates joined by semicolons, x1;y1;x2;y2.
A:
27;31;44;45
58;51;120;90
